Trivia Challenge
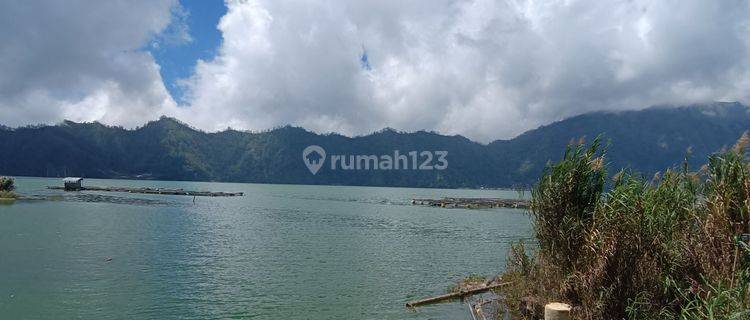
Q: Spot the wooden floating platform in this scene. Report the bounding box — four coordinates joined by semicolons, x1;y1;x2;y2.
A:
47;186;243;197
406;282;511;308
411;197;529;209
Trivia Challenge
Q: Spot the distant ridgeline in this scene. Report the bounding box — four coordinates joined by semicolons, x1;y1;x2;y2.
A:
1;102;749;188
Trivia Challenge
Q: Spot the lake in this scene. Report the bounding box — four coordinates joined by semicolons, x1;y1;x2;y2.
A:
0;177;532;319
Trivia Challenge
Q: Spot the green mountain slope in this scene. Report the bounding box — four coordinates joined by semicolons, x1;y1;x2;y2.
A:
1;102;748;188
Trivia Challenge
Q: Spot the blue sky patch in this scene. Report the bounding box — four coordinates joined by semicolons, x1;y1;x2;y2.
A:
360;45;372;71
149;0;226;104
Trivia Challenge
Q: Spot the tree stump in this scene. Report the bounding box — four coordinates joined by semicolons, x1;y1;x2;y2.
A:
544;302;571;320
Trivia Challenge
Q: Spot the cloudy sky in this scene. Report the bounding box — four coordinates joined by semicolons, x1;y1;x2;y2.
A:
1;0;749;142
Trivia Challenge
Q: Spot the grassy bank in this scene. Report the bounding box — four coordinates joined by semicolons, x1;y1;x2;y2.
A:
499;134;750;319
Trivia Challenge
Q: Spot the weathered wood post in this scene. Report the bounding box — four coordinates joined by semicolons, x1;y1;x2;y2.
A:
544;302;571;320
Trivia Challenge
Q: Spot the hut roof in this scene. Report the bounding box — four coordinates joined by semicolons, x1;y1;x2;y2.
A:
63;177;83;183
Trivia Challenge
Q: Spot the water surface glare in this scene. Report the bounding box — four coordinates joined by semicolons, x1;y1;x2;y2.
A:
0;177;532;319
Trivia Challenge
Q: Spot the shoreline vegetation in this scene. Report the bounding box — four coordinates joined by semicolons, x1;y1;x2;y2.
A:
0;176;17;201
486;133;750;319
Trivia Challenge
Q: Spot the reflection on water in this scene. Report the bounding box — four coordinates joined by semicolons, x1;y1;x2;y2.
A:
269;193;407;206
0;177;533;320
68;194;177;206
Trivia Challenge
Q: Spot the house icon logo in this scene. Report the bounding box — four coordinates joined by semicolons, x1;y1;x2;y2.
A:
302;145;326;175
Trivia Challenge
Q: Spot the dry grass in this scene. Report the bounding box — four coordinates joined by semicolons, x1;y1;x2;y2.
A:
448;274;488;293
499;134;750;319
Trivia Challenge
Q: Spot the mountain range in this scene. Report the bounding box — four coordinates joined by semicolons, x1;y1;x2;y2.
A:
1;102;748;188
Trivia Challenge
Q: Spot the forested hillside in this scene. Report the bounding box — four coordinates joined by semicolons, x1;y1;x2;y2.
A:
1;102;748;188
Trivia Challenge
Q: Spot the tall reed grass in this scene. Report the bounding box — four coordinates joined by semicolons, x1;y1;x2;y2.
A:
500;133;750;319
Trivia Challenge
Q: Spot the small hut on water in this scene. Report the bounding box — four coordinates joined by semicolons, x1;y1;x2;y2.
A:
63;177;83;191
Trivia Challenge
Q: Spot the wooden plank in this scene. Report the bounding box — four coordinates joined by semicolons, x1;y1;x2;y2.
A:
405;282;511;308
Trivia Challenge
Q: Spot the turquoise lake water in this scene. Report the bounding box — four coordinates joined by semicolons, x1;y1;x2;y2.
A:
0;177;532;319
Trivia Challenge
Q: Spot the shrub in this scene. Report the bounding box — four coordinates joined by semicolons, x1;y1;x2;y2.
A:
0;177;14;192
500;133;750;319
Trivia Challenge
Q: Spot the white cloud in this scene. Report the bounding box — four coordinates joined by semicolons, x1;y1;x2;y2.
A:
2;0;750;142
180;0;750;141
0;0;181;128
